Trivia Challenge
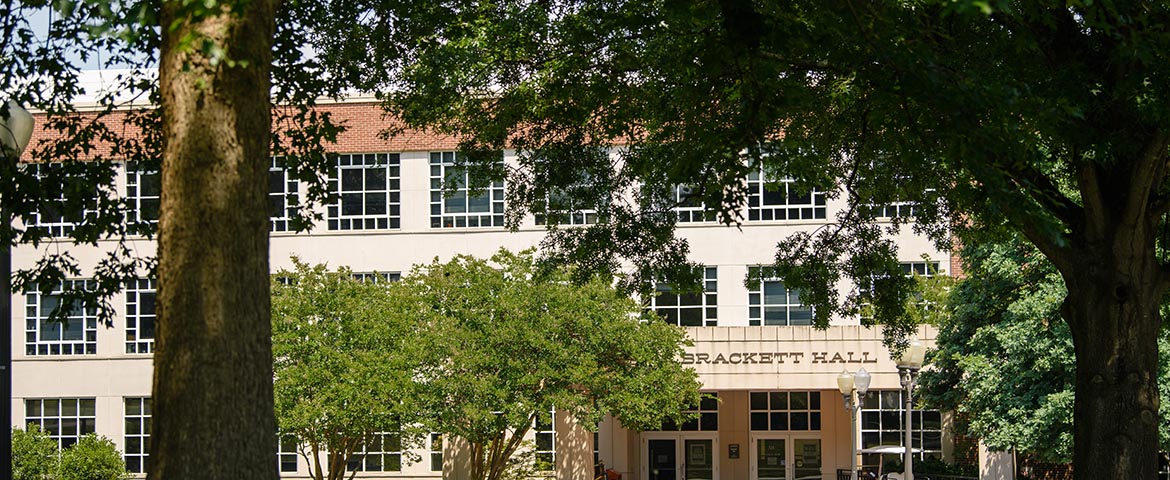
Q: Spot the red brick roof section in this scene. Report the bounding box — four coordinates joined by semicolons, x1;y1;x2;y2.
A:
20;102;460;162
303;102;460;153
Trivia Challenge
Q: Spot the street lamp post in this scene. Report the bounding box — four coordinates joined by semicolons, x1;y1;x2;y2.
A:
837;367;871;480
895;338;927;480
1;99;34;480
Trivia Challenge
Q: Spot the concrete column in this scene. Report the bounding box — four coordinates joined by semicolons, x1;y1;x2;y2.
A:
556;411;594;480
444;435;474;480
978;441;1014;480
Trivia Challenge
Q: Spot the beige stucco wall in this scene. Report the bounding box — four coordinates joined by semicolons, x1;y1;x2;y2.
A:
10;150;949;479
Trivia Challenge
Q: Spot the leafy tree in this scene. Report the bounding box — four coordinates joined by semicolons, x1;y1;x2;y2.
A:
12;425;56;480
919;235;1170;462
271;260;425;480
58;434;129;480
405;249;702;480
11;427;129;480
308;1;1170;476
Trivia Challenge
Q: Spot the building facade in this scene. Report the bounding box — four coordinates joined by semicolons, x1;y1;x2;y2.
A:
10;100;951;480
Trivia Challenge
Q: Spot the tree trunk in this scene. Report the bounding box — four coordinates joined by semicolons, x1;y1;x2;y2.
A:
1060;241;1162;480
150;1;279;479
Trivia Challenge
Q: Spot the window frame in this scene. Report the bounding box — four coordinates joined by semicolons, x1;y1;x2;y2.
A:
278;434;299;473
747;267;813;326
672;184;717;223
748;391;822;431
326;153;401;231
351;271;401;283
649;267;718;327
534;408;556;471
25;280;98;356
125;278;156;354
746;166;826;222
429;432;443;472
346;432;403;472
125;161;160;228
429;151;506;229
25;398;97;450
269;157;299;232
124;397;151;473
649;393;719;432
859;389;944;470
21;163;100;238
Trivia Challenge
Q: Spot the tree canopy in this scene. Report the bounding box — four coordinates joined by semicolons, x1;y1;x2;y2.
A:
300;1;1170;476
406;249;702;480
919;234;1170;462
271;259;426;480
11;426;129;480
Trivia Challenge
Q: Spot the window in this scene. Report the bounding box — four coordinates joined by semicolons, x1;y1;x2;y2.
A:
859;261;943;322
749;391;822;431
124;397;151;473
25;281;97;355
859;390;943;470
430;433;443;472
327;153;401;231
21;163;98;238
126;161;160;226
535;188;600;226
649;267;717;326
270;157;299;232
746;167;826;221
351;272;401;283
430;151;505;228
864;201;918;219
593;431;600;468
748;267;812;326
535;409;556;471
652;393;719;431
25;398;96;449
901;261;940;277
126;279;156;354
862;184;934;219
278;434;299;473
672;184;717;223
346;432;402;472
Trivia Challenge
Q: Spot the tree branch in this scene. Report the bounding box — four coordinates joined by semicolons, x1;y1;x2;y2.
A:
1123;130;1170;228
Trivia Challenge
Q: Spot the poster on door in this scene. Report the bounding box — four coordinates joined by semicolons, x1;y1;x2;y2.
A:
689;443;708;466
762;441;784;466
799;443;820;464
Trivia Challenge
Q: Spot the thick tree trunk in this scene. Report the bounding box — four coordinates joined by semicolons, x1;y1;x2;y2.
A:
150;1;279;479
1060;242;1162;480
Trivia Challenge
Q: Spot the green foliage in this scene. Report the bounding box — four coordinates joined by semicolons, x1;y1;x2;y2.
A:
405;249;701;480
58;435;129;480
319;3;1170;471
919;234;1170;461
11;427;128;480
918;236;1074;461
0;0;347;320
12;425;57;480
271;259;426;480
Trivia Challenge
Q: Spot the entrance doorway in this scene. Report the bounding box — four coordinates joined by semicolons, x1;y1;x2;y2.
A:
642;433;719;480
749;434;822;480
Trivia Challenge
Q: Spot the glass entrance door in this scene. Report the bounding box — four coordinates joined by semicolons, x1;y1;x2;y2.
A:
756;438;786;480
791;438;822;480
649;439;677;480
751;435;821;480
684;438;714;480
643;434;719;480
